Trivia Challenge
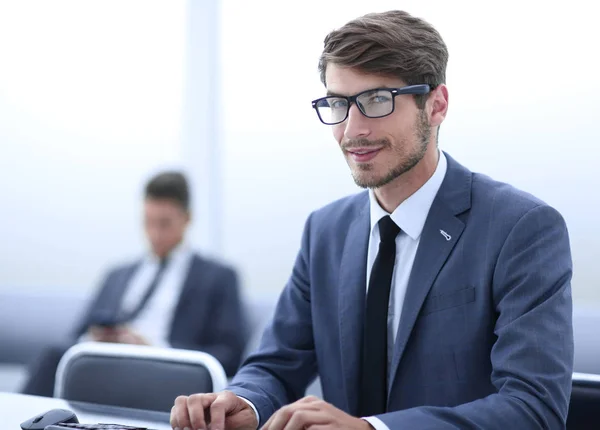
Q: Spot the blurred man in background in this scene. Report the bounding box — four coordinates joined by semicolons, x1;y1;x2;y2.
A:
21;171;247;397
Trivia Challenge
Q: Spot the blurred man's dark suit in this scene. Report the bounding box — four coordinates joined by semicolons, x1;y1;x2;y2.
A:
21;252;247;397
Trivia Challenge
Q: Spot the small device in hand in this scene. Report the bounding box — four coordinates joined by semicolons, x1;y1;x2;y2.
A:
90;310;122;328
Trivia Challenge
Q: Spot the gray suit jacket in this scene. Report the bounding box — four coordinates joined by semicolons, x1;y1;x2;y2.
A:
74;254;248;376
229;152;574;428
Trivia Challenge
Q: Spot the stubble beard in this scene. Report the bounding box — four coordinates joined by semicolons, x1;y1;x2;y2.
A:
347;110;431;189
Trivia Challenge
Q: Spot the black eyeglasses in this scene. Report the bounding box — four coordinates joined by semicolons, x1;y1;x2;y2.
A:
311;84;431;125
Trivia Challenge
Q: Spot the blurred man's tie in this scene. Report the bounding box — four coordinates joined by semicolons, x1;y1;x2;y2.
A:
118;257;169;323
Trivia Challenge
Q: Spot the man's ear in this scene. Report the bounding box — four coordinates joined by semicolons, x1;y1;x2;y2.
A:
428;84;449;128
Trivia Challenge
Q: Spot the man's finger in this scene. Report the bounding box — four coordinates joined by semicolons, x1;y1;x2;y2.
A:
296;396;322;405
284;409;329;430
261;405;291;430
172;395;192;429
209;392;237;430
169;406;176;429
187;393;218;430
262;404;322;430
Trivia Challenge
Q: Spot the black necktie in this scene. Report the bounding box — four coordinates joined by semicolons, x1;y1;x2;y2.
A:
118;257;169;324
358;215;400;417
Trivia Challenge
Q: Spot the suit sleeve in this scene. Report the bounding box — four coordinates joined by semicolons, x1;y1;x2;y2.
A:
170;267;249;377
70;269;116;339
373;204;574;429
226;213;317;427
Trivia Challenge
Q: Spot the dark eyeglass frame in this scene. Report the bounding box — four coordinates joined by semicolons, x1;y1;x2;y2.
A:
311;84;432;125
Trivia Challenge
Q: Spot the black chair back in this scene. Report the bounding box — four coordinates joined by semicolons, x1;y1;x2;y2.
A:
55;342;227;412
568;372;600;430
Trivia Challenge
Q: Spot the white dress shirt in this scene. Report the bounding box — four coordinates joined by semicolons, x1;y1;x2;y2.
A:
80;243;193;348
243;152;448;428
121;243;193;347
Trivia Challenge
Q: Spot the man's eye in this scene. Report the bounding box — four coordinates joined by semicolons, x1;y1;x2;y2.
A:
370;95;391;103
330;99;348;109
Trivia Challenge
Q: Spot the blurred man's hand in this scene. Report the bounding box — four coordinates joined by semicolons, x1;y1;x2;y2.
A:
88;326;149;345
88;326;121;343
115;326;150;345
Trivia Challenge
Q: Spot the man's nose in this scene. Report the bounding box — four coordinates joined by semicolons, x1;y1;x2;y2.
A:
343;103;371;140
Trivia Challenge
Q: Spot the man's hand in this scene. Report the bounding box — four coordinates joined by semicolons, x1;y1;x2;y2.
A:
88;326;150;345
115;326;150;345
261;396;373;430
88;326;120;343
170;390;258;430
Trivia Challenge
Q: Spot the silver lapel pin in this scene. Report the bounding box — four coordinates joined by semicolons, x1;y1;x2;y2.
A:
440;230;452;241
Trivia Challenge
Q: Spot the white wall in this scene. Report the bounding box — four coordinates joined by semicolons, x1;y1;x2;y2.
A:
1;0;598;306
0;1;188;291
219;0;600;304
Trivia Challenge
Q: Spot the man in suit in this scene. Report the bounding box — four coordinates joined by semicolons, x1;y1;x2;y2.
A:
22;171;247;397
170;10;574;430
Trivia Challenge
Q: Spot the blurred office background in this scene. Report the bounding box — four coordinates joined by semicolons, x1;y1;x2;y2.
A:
0;0;598;392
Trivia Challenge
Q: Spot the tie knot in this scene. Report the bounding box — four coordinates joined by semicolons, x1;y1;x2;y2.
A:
378;215;400;243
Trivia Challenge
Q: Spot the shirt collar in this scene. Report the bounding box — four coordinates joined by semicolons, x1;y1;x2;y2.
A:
147;241;190;265
369;150;448;240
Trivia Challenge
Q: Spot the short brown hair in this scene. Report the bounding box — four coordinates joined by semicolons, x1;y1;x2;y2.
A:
145;171;190;211
318;10;448;108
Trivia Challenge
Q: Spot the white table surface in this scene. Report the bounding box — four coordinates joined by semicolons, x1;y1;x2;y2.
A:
0;392;171;429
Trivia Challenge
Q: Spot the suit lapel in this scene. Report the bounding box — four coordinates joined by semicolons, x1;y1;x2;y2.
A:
112;264;139;310
338;196;370;415
83;263;138;332
387;152;472;396
387;201;465;392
